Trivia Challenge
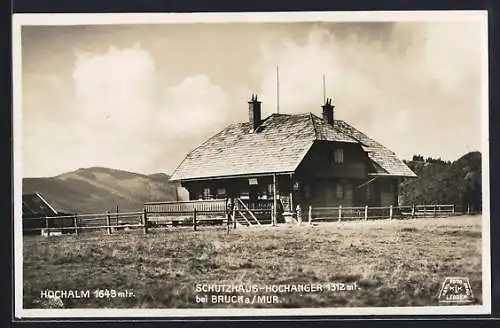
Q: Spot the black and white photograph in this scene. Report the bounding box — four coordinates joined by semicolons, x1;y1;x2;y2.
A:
13;11;490;317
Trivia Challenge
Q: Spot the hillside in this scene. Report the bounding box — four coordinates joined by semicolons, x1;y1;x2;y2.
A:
400;152;482;211
22;167;181;214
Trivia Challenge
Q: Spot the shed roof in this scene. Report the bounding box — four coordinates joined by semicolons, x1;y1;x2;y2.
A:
171;113;416;181
22;192;70;218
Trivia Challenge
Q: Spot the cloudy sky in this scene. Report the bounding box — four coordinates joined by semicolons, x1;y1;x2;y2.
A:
18;14;486;178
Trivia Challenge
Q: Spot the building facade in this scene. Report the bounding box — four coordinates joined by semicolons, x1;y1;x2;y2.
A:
171;95;416;214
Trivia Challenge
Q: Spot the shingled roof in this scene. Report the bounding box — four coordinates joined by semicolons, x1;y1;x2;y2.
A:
22;193;65;218
171;113;416;181
333;120;417;177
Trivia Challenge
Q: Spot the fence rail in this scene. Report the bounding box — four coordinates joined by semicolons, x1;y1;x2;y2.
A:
23;208;234;236
306;204;471;223
145;199;226;214
23;202;478;237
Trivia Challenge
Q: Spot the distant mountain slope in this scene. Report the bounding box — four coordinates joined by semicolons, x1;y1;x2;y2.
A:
400;152;482;210
23;167;180;214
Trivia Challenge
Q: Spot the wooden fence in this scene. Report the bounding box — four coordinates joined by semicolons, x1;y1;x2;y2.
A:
23;199;234;236
22;210;147;236
145;199;226;214
305;204;473;223
23;202;477;236
144;199;228;228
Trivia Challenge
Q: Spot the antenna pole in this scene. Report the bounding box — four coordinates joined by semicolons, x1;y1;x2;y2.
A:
276;65;280;114
323;74;326;103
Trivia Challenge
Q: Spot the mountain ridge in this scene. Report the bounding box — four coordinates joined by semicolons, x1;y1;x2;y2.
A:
23;167;181;214
23;151;482;215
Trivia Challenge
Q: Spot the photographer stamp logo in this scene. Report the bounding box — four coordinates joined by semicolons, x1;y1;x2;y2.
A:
438;277;474;304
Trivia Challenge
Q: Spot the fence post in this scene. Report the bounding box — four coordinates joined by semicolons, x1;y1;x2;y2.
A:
389;205;393;220
411;204;415;218
433;204;437;217
46;216;51;236
73;213;79;236
364;205;368;221
233;206;237;229
452;204;455;215
467;204;471;215
116;205;119;226
308;205;312;225
193;208;197;231
42;216;49;236
143;208;149;234
296;205;302;224
106;211;112;235
274;204;278;226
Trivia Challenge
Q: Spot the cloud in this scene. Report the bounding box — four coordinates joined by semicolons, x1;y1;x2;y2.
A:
253;22;483;160
69;46;230;175
22;73;77;176
21;22;484;177
72;44;157;131
158;74;229;133
255;28;338;116
23;44;231;176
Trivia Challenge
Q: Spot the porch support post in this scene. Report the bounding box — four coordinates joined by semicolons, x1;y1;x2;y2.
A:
395;177;401;206
289;173;293;213
273;173;277;226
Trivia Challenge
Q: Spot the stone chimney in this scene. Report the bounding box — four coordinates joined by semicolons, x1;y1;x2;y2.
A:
322;98;335;125
248;94;262;132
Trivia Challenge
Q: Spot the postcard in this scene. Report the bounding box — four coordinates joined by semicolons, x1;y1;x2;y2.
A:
13;10;490;318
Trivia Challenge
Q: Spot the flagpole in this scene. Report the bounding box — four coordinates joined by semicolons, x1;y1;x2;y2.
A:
323;74;326;104
276;65;280;114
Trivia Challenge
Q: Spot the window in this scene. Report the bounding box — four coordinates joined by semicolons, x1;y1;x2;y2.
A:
334;148;344;164
203;187;211;199
382;182;393;193
257;185;267;199
304;184;312;199
336;183;344;198
267;183;274;197
314;152;327;163
216;188;226;199
239;190;249;199
248;178;258;185
313;152;319;162
344;184;353;201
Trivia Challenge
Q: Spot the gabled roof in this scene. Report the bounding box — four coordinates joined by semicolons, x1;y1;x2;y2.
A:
171;113;416;181
333;120;417;177
22;192;70;218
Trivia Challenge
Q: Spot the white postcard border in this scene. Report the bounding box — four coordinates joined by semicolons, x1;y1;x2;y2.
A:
12;10;491;319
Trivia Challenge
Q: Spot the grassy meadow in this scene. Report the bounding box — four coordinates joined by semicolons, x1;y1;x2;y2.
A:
22;215;483;309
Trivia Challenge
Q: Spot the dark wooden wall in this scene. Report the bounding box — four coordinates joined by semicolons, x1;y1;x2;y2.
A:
180;141;400;211
293;141;399;208
182;175;292;200
296;141;370;180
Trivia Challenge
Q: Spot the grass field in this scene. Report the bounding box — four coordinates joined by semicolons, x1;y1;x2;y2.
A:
22;215;483;309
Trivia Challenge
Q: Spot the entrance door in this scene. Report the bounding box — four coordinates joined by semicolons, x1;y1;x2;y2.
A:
323;183;336;206
248;185;259;208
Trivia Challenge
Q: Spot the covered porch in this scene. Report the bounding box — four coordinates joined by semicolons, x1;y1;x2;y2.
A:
180;172;300;221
